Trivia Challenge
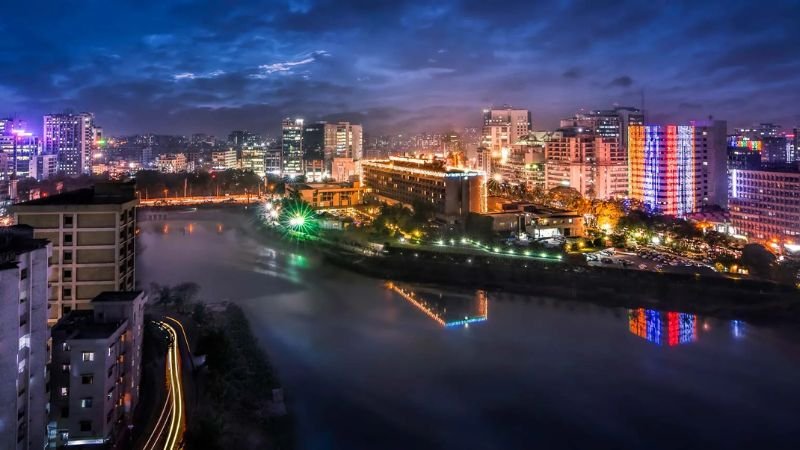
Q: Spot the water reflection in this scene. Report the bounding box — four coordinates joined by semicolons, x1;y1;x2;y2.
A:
628;309;697;346
386;282;488;328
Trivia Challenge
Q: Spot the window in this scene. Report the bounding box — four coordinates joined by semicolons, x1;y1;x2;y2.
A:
81;352;94;362
62;305;72;315
61;342;70;352
62;288;72;299
63;251;73;263
80;398;93;408
81;375;93;385
63;215;73;227
79;421;91;432
20;268;28;280
60;387;68;397
63;233;73;245
63;269;72;281
61;364;70;373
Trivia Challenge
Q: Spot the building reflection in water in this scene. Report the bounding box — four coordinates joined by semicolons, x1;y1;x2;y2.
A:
628;308;697;346
386;282;488;328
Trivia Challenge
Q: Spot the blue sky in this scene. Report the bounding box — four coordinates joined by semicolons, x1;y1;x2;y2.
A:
1;0;798;137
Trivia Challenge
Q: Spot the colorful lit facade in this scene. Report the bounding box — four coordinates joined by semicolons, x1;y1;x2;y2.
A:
628;121;727;216
628;309;697;346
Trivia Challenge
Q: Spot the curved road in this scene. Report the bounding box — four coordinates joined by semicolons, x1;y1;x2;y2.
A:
141;319;188;450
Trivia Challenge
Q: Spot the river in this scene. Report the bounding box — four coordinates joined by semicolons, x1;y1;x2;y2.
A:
136;208;800;450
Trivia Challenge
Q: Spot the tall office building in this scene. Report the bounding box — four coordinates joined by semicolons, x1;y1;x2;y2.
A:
49;291;146;447
628;121;727;217
0;226;51;450
0;120;39;180
11;182;138;322
43;113;99;176
302;122;362;177
211;149;238;171
480;106;531;173
281;118;304;178
240;135;268;177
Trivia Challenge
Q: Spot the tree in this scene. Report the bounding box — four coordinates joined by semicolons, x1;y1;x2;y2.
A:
172;282;200;310
741;244;776;277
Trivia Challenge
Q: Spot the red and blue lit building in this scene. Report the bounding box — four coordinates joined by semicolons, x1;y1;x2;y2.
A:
628;121;727;217
628;309;697;346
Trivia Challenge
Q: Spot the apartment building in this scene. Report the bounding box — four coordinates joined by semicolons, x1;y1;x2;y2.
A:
0;226;51;450
49;291;146;447
12;183;138;322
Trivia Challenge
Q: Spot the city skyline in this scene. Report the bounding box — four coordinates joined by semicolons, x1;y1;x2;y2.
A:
1;1;799;137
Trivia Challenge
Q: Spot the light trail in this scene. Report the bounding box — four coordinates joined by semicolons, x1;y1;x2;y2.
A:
141;321;185;450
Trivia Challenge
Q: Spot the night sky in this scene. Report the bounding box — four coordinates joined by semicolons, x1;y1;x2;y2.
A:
1;0;798;137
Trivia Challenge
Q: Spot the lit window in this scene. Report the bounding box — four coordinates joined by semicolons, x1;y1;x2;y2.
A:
80;398;93;408
60;387;68;397
81;352;94;362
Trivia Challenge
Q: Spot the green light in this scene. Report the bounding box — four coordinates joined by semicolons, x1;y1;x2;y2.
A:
540;252;547;258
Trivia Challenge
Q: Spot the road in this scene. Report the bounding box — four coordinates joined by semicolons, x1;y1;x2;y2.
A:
138;194;262;206
140;318;189;450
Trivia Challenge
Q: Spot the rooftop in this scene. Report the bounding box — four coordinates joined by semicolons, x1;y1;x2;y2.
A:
14;182;137;207
52;310;125;340
0;225;49;270
93;290;144;303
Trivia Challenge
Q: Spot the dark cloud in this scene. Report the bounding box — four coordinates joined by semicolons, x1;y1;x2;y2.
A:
608;76;634;88
562;68;582;80
0;0;798;136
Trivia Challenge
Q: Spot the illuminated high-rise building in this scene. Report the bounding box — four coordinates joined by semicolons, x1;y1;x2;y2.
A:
0;120;38;181
43;113;99;176
281;118;304;178
481;106;531;173
545;129;627;199
729;167;800;243
627;121;727;216
560;106;643;152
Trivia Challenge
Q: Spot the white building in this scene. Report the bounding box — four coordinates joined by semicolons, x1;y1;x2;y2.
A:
211;149;238;171
481;106;531;172
0;225;51;450
49;291;146;447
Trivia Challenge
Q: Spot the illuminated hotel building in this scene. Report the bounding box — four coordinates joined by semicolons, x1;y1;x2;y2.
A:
43;113;100;176
361;156;487;221
627;121;727;216
729;167;800;242
628;309;697;346
281;118;304;178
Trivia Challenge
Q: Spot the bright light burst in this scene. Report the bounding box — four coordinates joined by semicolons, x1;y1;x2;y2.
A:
279;200;319;238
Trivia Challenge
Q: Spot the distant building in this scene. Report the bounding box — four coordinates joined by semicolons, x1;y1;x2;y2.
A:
302;122;362;175
43;113;99;176
560;106;643;154
0;123;38;180
481;106;531;175
331;157;357;182
729;166;800;242
211;149;238;171
30;154;59;181
281;118;304;178
12;183;138;322
265;145;282;176
361;156;487;222
628;121;727;216
49;291;146;447
0;226;51;450
286;181;366;209
545;129;627;199
493;131;550;191
154;153;187;173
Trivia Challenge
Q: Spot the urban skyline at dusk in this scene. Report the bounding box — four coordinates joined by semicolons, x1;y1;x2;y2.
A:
2;0;799;136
